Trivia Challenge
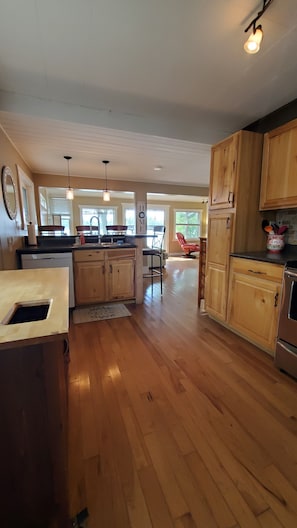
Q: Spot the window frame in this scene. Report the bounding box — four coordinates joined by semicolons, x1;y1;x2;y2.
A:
79;205;118;235
174;208;202;241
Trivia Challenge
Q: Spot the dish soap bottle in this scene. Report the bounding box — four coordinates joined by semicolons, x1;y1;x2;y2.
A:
79;232;85;245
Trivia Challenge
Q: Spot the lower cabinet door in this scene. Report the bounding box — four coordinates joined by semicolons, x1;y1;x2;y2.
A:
228;271;281;354
74;261;106;304
205;263;228;321
108;259;135;300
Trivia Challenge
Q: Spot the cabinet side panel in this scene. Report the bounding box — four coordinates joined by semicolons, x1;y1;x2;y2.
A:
233;131;265;252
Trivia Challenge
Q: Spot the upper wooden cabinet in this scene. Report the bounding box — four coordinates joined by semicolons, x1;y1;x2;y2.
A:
208;130;264;251
209;134;238;208
209;130;264;216
260;117;297;210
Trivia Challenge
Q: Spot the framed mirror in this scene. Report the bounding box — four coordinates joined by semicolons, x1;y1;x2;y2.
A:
1;166;17;220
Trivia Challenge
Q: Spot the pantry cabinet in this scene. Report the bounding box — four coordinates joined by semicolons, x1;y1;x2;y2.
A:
73;248;135;305
205;130;265;322
260;117;297;210
227;257;283;355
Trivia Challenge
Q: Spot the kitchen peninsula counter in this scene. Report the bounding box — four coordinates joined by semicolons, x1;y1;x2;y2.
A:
0;267;69;350
0;268;70;527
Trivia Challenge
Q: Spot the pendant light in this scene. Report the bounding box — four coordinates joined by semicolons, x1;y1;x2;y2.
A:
64;155;74;200
102;160;110;202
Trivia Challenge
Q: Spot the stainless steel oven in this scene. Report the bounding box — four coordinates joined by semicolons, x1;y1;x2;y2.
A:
275;261;297;379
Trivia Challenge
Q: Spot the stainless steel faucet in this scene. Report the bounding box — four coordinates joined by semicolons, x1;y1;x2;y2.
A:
89;216;101;242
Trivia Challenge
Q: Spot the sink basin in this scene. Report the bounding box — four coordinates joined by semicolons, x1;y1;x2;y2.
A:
81;242;120;248
4;301;50;325
82;242;103;247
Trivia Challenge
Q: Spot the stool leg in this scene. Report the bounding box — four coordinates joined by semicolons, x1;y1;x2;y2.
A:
159;253;163;295
151;253;154;291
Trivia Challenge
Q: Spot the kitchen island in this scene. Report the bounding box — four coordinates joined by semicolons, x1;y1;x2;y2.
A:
0;268;70;527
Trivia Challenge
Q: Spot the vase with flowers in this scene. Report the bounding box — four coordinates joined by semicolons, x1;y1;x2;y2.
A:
265;223;288;253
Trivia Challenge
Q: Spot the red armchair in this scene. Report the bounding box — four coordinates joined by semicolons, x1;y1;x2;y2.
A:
176;232;200;257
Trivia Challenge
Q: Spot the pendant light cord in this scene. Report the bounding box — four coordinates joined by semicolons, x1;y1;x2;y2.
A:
64;155;72;188
102;160;110;191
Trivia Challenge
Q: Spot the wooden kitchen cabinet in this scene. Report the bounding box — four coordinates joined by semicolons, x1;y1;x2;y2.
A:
0;339;70;527
205;213;233;320
74;249;106;305
73;248;135;305
205;130;265;322
107;249;135;301
227;257;283;355
209;133;238;209
260;117;297;210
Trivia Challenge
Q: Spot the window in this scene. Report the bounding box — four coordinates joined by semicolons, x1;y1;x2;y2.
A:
122;205;167;237
175;209;201;240
122;204;136;234
17;165;37;229
146;208;165;234
80;206;117;234
49;197;72;235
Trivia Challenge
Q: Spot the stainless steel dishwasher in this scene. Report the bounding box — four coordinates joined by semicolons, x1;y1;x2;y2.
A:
21;252;75;308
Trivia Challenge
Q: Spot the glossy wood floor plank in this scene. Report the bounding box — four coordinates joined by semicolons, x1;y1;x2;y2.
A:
68;257;297;527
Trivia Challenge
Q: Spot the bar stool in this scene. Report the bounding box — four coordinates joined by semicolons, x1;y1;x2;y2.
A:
38;225;65;236
143;226;166;294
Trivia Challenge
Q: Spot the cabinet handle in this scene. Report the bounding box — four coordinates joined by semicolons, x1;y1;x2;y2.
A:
228;191;234;204
247;269;267;275
63;338;70;364
226;217;231;229
110;264;112;273
274;292;279;307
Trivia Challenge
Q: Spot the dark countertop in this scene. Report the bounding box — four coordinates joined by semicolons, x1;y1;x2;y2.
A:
17;234;137;256
230;245;297;265
17;242;136;255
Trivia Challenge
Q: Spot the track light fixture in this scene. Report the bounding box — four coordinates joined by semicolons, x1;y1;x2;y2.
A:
102;160;110;202
64;155;74;200
244;0;273;54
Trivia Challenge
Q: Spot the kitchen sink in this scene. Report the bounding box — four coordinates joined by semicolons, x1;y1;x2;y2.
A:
4;301;50;324
79;242;128;248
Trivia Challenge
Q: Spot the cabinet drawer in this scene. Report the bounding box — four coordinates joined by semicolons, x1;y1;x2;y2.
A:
73;249;105;262
106;249;136;260
231;257;283;283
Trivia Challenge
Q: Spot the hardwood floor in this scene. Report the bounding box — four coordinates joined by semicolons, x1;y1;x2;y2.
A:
68;256;297;528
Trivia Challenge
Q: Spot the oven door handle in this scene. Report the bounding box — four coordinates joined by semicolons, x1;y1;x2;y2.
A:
285;271;297;279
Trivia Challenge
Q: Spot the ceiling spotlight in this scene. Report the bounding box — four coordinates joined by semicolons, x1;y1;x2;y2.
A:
244;25;263;54
244;0;273;54
154;166;163;171
64;155;74;200
102;160;110;202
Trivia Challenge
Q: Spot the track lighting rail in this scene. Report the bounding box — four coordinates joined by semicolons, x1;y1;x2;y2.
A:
244;0;273;34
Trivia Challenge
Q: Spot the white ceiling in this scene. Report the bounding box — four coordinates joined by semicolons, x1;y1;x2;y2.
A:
0;0;297;188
